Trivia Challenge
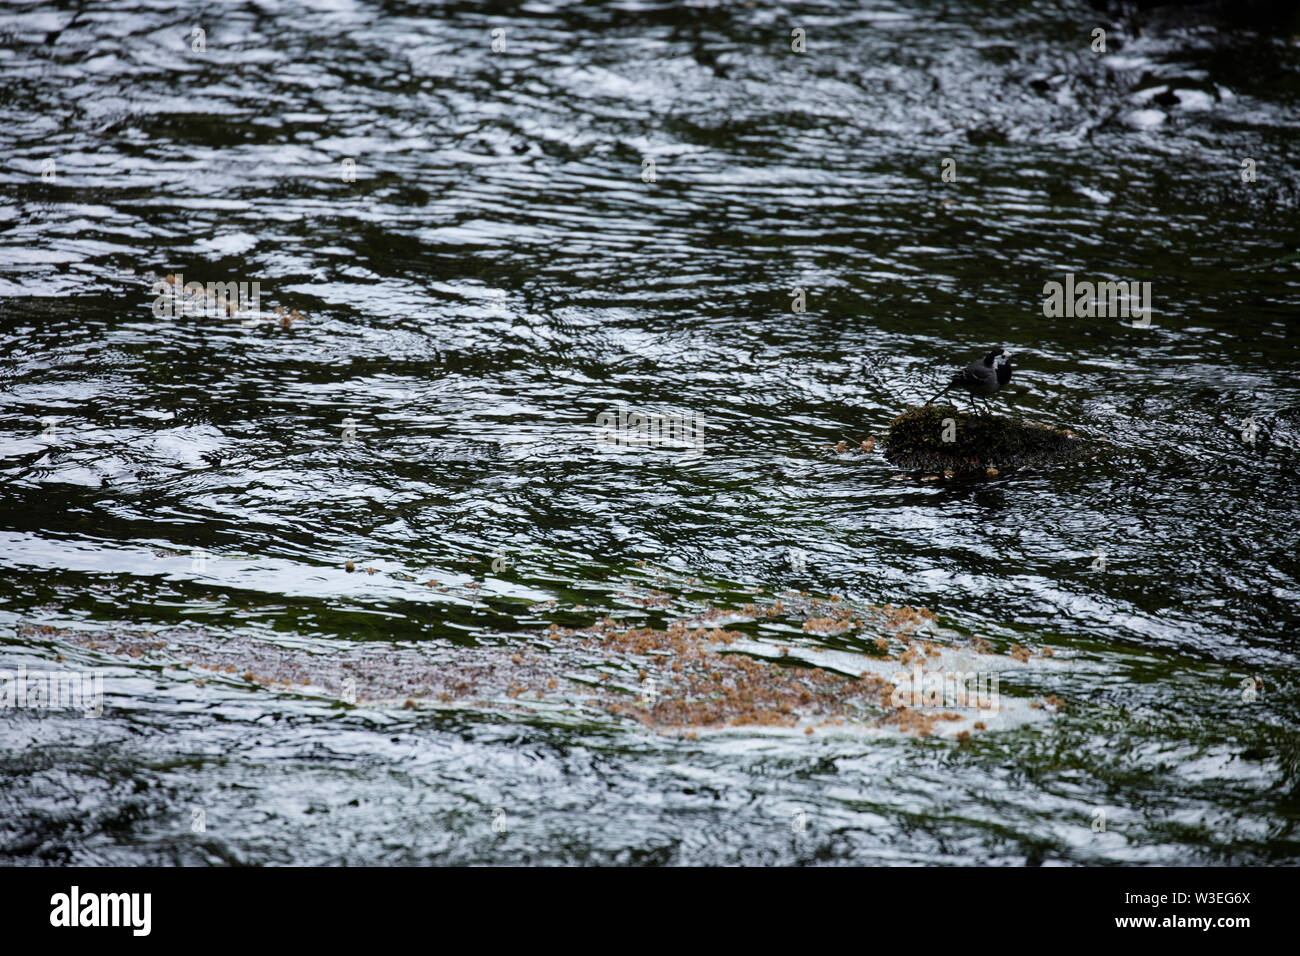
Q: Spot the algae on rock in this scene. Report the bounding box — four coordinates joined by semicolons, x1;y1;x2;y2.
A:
884;405;1082;474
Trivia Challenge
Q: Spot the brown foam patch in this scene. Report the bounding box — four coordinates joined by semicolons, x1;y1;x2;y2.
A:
17;597;1056;738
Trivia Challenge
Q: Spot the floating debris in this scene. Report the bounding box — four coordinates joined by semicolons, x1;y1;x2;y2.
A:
18;585;1056;739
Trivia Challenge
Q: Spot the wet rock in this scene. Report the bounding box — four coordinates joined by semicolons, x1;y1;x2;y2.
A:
883;405;1085;476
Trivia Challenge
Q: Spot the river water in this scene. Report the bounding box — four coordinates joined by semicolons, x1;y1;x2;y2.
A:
2;0;1298;865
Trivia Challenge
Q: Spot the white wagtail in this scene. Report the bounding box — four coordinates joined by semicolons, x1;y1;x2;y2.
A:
928;347;1013;411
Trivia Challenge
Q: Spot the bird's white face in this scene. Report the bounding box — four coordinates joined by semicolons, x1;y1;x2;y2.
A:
994;352;1009;368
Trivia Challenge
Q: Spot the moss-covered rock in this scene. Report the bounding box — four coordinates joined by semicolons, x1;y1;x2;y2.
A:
884;405;1083;475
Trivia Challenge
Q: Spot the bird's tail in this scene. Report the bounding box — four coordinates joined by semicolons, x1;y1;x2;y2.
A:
927;381;950;405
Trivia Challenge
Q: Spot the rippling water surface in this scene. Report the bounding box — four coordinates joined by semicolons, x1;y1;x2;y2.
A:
2;0;1299;865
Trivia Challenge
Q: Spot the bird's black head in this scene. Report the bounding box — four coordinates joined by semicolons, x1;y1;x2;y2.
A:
981;347;1005;367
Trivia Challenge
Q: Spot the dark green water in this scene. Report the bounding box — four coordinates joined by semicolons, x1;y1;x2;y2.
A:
1;0;1298;864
